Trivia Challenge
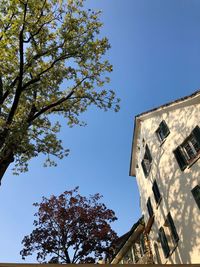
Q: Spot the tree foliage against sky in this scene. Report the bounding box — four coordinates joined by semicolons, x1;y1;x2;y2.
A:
20;187;118;263
0;0;119;182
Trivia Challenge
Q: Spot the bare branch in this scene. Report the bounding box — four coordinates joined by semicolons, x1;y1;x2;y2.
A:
24;3;62;43
22;52;77;91
28;76;90;124
0;12;16;41
24;15;57;43
24;41;65;72
49;248;68;263
71;241;82;263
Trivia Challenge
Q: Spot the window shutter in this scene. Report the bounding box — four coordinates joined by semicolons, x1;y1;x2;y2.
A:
154;243;162;264
147;197;154;217
191;185;200;210
160;120;170;137
152;180;161;204
146;144;152;163
159;227;170;258
173;146;187;171
167;212;179;243
192;126;200;147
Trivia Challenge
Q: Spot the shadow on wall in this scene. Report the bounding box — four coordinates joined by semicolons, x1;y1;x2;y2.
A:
142;104;200;264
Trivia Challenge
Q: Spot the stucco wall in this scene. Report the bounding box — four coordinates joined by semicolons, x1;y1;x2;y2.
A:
135;100;200;264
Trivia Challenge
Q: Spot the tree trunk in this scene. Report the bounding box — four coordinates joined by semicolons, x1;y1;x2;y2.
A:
0;153;14;185
64;248;71;264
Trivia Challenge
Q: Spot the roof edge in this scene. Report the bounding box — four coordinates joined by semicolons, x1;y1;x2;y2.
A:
129;89;200;177
136;88;200;119
129;117;140;177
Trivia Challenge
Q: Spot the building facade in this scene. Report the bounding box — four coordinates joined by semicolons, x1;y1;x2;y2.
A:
108;217;153;264
130;90;200;264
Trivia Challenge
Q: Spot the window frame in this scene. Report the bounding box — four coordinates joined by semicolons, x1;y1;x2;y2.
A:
147;197;154;218
165;212;179;245
156;120;170;143
141;144;152;177
154;242;162;264
152;180;162;207
182;133;200;162
174;125;200;171
191;185;200;210
158;227;170;258
139;233;147;256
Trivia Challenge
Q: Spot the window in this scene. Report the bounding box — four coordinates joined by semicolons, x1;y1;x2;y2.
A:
141;144;152;177
123;248;134;264
191;185;200;210
147;197;154;218
158;227;170;258
174;125;200;170
165;212;179;245
152;180;161;205
139;233;147;256
154;242;162;264
158;213;179;260
156;120;170;143
132;243;140;262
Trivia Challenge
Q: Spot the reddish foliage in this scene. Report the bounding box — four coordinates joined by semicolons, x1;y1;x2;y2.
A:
20;187;118;263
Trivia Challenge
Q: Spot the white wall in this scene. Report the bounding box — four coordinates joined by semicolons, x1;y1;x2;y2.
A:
135;100;200;264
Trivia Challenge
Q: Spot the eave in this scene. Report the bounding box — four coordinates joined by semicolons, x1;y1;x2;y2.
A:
129;89;200;178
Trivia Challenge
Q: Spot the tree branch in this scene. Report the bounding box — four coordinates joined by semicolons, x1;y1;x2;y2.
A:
71;241;82;263
24;41;65;72
0;12;16;41
22;52;76;92
0;76;3;102
49;248;68;263
6;2;28;124
27;76;90;124
63;248;71;264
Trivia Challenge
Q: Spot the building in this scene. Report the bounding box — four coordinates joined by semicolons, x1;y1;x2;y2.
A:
130;90;200;264
108;217;153;264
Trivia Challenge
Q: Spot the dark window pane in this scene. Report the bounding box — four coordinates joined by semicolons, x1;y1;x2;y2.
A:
176;125;200;168
156;128;164;142
183;140;196;160
167;212;179;244
192;126;200;147
144;159;151;174
142;145;152;177
191;185;200;210
141;159;148;177
147;197;154;217
145;144;152;163
152;180;161;204
174;147;187;171
156;120;170;142
190;135;200;153
159;227;170;258
160;120;170;138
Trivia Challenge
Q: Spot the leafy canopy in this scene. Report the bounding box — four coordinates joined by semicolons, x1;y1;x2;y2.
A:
20;187;118;263
0;0;119;175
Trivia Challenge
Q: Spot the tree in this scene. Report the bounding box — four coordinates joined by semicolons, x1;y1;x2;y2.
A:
20;187;118;263
0;0;119;183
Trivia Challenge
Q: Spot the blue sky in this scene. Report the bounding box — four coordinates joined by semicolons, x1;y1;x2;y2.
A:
1;0;200;263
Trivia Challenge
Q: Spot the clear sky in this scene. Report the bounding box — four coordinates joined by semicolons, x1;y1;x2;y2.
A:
1;0;200;263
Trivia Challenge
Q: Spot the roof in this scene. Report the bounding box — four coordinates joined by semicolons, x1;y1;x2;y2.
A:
136;88;200;119
129;89;200;177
